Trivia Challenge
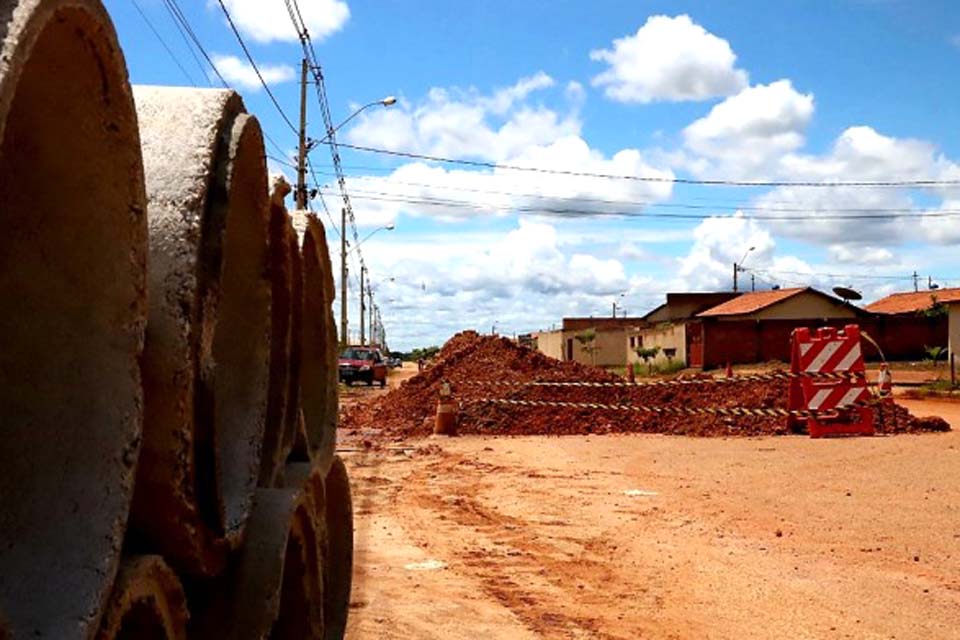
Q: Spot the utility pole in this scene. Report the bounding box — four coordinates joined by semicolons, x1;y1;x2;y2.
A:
295;58;309;210
368;287;374;345
751;273;756;292
733;262;738;292
913;271;919;292
359;266;365;345
340;207;348;348
611;301;616;318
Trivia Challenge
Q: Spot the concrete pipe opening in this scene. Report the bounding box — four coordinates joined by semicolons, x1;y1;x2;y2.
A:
259;179;294;488
280;218;304;465
210;113;272;532
293;213;338;474
132;87;270;576
0;1;147;636
323;456;354;640
192;489;323;640
95;556;189;640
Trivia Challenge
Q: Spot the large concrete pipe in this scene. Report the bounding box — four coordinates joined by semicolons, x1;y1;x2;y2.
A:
280;217;305;469
291;212;339;474
192;488;324;639
285;457;353;640
321;456;354;640
259;177;295;487
132;87;272;576
0;1;147;636
95;556;188;640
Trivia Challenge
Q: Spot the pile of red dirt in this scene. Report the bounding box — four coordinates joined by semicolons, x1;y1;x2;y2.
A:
341;331;950;438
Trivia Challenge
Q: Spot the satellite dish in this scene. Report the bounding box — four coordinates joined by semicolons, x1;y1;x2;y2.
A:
771;284;781;291
833;286;863;302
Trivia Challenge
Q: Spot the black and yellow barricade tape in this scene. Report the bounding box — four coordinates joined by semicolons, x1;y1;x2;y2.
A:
473;397;880;419
458;370;865;389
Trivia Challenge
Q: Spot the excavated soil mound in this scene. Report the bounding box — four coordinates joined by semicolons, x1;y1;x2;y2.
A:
341;332;950;438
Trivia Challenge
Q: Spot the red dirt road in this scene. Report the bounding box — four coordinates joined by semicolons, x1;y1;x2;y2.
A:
342;399;960;639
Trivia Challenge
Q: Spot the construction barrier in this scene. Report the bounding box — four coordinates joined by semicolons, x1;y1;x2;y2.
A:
0;0;147;635
788;325;874;438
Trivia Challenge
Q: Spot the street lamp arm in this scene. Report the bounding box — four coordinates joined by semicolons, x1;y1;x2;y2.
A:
346;223;395;255
309;97;397;149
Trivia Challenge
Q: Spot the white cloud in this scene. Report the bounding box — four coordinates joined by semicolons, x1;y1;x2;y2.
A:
211;54;295;91
828;244;894;265
330;219;635;347
674;213;777;290
590;15;748;103
341;135;674;226
683;80;814;179
346;73;579;162
216;0;349;43
341;74;675;226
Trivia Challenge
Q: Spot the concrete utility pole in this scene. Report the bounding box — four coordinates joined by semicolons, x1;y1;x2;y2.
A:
913;271;920;292
340;207;348;348
359;266;366;345
295;58;308;210
733;262;738;292
368;286;374;345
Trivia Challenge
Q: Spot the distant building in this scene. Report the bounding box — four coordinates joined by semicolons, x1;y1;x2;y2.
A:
534;317;646;368
626;292;738;369
866;288;957;364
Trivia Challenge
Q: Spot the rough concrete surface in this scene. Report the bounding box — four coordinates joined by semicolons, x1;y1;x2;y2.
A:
291;212;339;474
0;0;147;636
132;85;270;577
192;488;324;639
95;556;189;640
260;179;295;487
322;456;354;640
282;217;305;465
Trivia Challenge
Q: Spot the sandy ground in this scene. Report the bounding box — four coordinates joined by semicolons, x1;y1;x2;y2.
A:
340;371;960;640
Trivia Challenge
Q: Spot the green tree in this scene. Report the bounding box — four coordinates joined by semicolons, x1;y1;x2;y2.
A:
924;345;947;379
575;329;600;366
634;346;661;374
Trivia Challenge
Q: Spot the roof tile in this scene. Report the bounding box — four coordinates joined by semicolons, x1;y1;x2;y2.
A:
697;288;808;317
865;288;960;314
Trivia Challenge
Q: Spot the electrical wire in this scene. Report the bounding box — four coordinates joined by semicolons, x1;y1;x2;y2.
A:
310;170;960;215
334;142;960;189
317;188;960;222
129;0;197;86
162;0;228;87
215;0;298;134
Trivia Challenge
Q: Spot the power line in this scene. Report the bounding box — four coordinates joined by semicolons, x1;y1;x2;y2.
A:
162;0;228;87
319;189;960;222
159;0;210;84
129;0;197;86
215;0;298;134
334;142;960;189
311;170;960;215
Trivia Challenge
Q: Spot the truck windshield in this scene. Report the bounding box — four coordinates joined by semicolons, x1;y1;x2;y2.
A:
341;348;373;361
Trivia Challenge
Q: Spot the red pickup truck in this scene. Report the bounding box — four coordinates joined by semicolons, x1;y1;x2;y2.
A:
338;346;388;387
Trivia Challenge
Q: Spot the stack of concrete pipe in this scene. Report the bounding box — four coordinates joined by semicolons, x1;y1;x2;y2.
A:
0;1;352;638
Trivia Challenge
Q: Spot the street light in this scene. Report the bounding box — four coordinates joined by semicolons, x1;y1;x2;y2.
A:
733;246;756;292
348;223;395;255
347;223;395;346
308;97;397;150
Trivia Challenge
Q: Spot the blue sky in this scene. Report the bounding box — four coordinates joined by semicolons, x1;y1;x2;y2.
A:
107;0;960;349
